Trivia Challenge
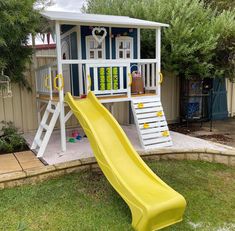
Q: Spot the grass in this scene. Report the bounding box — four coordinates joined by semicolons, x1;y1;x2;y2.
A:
0;160;235;231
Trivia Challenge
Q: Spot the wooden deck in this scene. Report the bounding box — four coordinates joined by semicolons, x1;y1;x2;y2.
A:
37;93;158;104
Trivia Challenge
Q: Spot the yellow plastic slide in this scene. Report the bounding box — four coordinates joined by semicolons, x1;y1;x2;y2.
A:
65;92;186;231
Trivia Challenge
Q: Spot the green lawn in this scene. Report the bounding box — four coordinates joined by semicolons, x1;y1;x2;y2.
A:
0;160;235;231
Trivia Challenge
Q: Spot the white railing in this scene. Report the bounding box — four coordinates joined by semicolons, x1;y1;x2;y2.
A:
35;59;160;99
83;59;159;97
133;60;158;91
35;64;57;99
85;62;131;97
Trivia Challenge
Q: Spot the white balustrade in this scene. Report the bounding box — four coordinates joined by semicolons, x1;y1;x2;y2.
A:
35;59;159;99
35;64;57;99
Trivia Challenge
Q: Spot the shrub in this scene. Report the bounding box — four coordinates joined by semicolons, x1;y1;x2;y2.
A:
0;121;27;154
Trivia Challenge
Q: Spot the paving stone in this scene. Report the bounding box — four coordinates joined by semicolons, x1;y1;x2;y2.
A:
186;153;199;160
20;160;44;170
91;163;100;169
143;155;160;161
20;176;39;185
200;153;213;162
38;170;66;181
168;153;185;160
214;155;229;165
4;179;26;188
14;151;44;170
80;157;96;165
14;151;37;163
160;154;169;160
223;150;235;156
91;163;102;173
0;171;26;183
54;160;82;170
66;165;90;174
0;154;22;174
25;165;56;177
205;148;221;154
229;156;235;166
0;183;5;189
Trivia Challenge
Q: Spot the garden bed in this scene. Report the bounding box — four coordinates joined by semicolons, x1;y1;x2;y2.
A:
0;122;29;155
169;122;235;147
0;160;234;231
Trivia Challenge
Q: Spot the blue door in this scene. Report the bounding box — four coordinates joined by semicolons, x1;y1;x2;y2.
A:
211;78;228;120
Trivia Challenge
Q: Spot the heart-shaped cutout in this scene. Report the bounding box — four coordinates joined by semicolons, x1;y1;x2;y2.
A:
92;27;107;45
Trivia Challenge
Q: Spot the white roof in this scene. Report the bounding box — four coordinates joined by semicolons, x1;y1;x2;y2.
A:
41;11;169;28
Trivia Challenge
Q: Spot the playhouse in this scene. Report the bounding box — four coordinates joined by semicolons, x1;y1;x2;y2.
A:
28;11;188;230
32;11;172;157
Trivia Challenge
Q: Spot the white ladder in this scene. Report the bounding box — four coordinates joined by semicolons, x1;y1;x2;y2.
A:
131;96;172;149
31;101;60;157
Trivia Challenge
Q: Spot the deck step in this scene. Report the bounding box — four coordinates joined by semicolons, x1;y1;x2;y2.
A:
131;96;172;149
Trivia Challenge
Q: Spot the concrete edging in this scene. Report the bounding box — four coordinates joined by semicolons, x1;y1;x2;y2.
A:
0;150;234;189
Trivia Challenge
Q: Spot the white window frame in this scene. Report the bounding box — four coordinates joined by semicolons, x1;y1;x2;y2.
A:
115;36;133;59
86;35;106;59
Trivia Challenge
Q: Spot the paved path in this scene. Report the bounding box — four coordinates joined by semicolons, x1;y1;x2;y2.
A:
0;151;44;175
24;126;235;165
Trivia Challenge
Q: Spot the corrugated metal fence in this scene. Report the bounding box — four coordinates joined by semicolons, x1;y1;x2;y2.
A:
226;79;235;117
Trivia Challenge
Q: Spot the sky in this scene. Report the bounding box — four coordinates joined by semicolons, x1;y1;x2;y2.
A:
32;0;86;45
46;0;86;12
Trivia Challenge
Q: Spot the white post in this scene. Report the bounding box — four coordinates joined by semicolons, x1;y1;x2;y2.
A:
48;66;53;100
156;28;161;96
137;28;141;84
137;28;141;59
109;27;112;59
37;101;41;125
77;25;83;96
55;21;66;152
127;64;131;98
85;64;90;94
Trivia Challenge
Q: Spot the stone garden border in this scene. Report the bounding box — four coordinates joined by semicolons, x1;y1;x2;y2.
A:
0;148;234;190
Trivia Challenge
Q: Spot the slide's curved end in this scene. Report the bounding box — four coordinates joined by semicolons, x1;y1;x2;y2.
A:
65;92;186;231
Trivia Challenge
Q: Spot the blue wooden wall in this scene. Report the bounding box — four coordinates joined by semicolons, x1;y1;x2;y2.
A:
111;28;138;59
81;26;110;59
70;32;79;96
62;25;138;95
80;26;138;59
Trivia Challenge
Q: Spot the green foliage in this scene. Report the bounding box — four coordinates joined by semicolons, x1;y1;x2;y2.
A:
0;0;42;90
0;121;27;153
84;0;235;79
206;0;235;11
212;9;235;79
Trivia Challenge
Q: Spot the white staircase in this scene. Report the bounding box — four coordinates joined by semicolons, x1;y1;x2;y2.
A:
131;96;172;149
31;101;60;157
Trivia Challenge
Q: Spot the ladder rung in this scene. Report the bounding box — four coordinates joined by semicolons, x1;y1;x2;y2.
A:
41;123;49;130
47;108;55;113
35;139;42;147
